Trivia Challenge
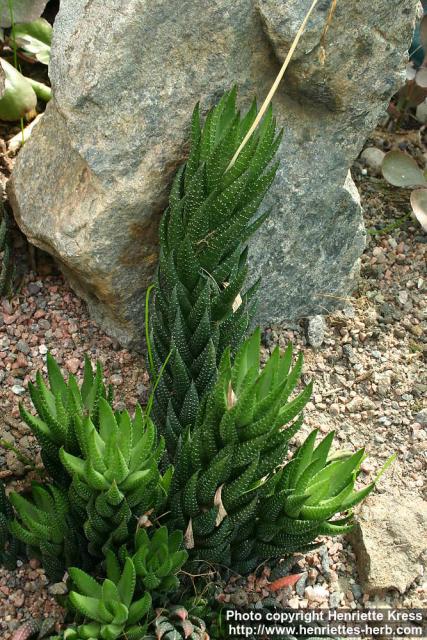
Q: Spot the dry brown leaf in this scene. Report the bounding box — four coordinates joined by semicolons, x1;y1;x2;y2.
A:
214;484;228;526
184;518;194;549
226;381;237;409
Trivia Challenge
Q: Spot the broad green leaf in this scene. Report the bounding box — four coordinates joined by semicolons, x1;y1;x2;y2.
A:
117;558;136;608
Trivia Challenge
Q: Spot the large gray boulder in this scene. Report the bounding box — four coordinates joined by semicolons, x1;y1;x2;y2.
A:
8;0;417;347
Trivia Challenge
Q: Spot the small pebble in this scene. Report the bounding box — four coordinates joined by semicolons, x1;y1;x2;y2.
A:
11;385;25;396
66;358;80;374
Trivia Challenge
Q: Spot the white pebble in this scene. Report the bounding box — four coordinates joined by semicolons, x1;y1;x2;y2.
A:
11;385;25;395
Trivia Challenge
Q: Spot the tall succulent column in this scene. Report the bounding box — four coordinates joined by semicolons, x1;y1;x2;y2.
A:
151;88;282;456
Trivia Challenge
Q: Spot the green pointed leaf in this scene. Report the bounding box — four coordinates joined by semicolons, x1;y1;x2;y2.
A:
46;353;68;400
128;593;152;625
69;593;106;623
117;557;136;608
69;567;102;598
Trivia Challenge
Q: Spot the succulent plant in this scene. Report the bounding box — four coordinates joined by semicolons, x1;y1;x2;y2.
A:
181;596;226;640
0;480;23;570
9;482;89;581
11;620;42;640
168;328;394;573
241;432;395;575
59;399;172;557
19;354;114;486
11;618;56;640
144;606;208;640
12;386;174;573
151;87;282;457
168;329;312;568
129;526;188;593
62;558;151;640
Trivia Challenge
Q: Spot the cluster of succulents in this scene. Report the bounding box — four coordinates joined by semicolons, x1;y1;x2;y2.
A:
9;482;88;581
130;527;188;593
167;329;390;574
19;354;114;486
12;393;173;573
168;330;310;566
59;399;171;558
2;89;392;640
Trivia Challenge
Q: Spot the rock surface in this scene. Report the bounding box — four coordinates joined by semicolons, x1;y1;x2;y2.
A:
0;0;48;27
349;491;427;594
8;0;417;346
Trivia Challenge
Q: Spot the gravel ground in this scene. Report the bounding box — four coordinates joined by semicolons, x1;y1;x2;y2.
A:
0;143;426;637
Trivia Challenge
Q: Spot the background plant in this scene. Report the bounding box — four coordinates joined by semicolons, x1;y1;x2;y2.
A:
381;149;427;230
388;1;427;125
144;605;208;640
0;2;51;122
10;17;52;65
